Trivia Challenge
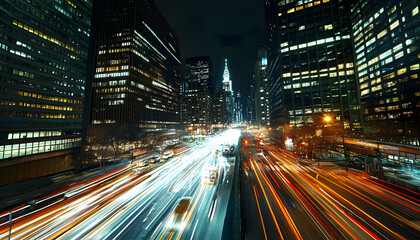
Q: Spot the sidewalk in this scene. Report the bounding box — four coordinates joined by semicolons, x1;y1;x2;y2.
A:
0;159;130;213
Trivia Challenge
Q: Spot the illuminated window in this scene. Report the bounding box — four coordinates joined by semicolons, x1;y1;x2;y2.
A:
380;49;392;60
397;68;406;75
394;51;404;59
360;83;369;89
413;7;419;16
368;57;379;66
390;20;399;30
361;89;370;96
410;64;419;71
377;29;387;39
324;24;333;30
287;8;295;14
371;85;382;92
366;38;376;46
296;6;303;11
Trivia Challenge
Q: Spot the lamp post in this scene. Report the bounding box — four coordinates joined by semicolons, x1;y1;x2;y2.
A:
324;115;348;171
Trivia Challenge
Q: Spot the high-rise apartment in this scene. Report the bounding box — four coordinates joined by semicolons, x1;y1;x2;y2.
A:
89;0;181;136
181;56;212;128
0;0;92;184
351;0;419;144
265;0;362;132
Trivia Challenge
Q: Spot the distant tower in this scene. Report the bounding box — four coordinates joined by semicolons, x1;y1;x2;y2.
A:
221;59;234;124
222;59;232;92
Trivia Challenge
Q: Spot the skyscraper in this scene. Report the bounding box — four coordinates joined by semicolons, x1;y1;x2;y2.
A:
0;0;92;184
265;0;361;133
351;0;419;144
213;88;226;125
89;0;181;136
222;59;235;124
235;91;243;123
247;69;256;124
181;56;213;128
253;47;271;126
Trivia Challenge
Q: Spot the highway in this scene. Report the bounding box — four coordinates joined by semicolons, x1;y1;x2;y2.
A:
240;131;420;240
0;129;241;240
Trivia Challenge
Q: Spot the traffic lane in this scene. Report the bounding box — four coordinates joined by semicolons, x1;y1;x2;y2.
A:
0;167;143;239
269;150;415;240
181;182;220;240
200;161;235;240
160;153;235;239
254;155;330;240
314;172;420;239
13;146;201;240
146;147;225;239
250;157;302;240
240;162;268;240
266;151;378;239
269;148;420;239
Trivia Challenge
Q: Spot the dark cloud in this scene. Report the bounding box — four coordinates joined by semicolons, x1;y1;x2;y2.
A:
215;34;244;47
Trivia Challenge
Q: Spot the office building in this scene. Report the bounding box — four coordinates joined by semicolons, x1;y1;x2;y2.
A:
89;0;181;136
213;88;226;125
247;70;256;124
235;90;243;123
0;0;92;184
351;0;420;144
181;56;213;128
265;0;362;133
253;47;271;126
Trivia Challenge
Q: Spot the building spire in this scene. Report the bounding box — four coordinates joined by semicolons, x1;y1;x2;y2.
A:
223;58;230;82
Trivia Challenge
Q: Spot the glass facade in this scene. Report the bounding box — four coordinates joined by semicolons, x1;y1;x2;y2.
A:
90;0;181;133
0;0;92;160
265;0;361;131
351;0;420;143
181;56;213;127
253;47;271;126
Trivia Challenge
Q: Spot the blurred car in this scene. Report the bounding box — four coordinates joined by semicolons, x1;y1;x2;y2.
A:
167;197;191;230
150;156;161;163
162;150;174;159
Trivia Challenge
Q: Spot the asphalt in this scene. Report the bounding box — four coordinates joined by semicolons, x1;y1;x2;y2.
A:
0;130;242;240
0;159;132;213
240;131;420;240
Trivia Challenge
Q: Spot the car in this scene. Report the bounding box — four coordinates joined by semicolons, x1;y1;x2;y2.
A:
162;150;174;159
167;197;191;230
150;156;161;163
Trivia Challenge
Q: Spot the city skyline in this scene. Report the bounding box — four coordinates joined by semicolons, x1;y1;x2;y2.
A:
0;1;419;239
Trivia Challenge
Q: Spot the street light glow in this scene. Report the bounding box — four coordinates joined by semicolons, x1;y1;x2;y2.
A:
324;116;331;122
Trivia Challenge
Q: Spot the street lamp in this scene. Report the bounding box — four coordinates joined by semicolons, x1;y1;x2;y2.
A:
324;116;332;122
324;115;348;171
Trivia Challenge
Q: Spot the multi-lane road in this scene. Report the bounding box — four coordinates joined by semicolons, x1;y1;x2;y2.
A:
0;130;241;240
1;128;419;240
241;131;420;240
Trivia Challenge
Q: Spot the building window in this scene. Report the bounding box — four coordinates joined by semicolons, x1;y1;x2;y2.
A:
413;7;419;16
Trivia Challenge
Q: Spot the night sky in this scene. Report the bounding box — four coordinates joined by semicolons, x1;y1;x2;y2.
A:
154;0;266;102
